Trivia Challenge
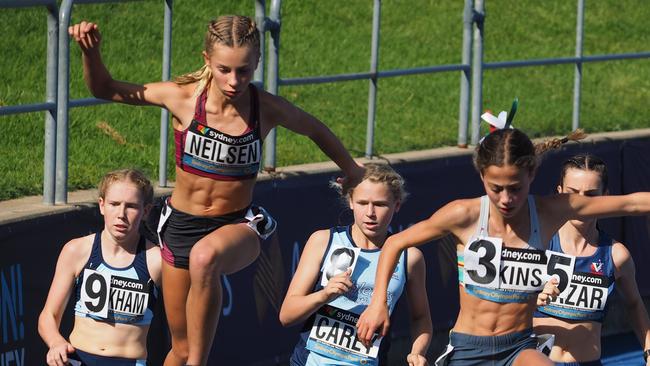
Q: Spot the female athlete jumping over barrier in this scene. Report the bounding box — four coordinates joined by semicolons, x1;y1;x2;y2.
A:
533;154;650;366
69;15;363;366
38;169;161;366
280;163;432;366
356;123;650;365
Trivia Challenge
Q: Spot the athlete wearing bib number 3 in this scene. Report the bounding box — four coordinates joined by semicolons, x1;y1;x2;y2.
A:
38;169;162;366
355;127;650;366
280;164;432;366
533;154;650;366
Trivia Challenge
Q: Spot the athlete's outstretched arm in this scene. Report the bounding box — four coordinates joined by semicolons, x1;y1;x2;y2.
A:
405;248;432;366
356;200;470;346
612;242;650;363
263;94;364;189
38;238;87;366
544;193;650;232
279;230;353;327
69;21;188;111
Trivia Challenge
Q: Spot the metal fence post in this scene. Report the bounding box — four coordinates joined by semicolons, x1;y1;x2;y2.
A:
44;2;59;204
254;0;266;86
264;0;281;171
159;0;173;187
572;0;585;131
365;0;381;158
470;0;485;145
457;0;473;148
56;0;74;204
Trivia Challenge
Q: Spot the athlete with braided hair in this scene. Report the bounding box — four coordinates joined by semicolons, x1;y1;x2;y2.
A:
69;15;364;366
356;127;650;366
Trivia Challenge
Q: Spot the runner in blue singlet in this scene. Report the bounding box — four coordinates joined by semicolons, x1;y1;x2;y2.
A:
280;163;432;366
533;154;650;366
39;169;161;366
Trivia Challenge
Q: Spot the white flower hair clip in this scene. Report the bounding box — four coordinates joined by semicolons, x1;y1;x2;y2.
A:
480;98;519;142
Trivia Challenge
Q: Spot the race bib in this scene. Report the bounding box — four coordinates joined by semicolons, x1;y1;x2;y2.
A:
79;269;150;318
464;238;576;293
320;246;361;287
463;236;502;289
306;305;381;363
550;270;610;312
499;247;547;292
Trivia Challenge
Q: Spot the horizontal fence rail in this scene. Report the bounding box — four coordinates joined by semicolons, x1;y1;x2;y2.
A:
2;0;649;203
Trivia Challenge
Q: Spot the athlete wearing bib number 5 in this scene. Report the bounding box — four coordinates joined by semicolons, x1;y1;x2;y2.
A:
533;154;650;366
38;169;161;366
69;15;364;366
280;164;432;366
356;127;650;366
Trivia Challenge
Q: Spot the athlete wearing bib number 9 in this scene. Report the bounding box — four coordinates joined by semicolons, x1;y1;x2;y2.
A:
356;127;650;366
38;169;162;366
533;154;650;366
280;163;432;366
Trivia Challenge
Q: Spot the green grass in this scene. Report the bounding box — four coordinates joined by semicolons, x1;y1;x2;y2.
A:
1;0;648;200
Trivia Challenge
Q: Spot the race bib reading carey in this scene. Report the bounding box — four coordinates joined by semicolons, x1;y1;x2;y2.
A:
79;269;150;319
306;305;381;364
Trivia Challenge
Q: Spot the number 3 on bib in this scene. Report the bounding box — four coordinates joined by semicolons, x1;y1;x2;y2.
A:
464;237;502;289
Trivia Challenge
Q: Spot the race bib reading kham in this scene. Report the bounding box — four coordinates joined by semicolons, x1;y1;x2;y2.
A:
306;305;381;364
79;269;150;319
463;236;576;292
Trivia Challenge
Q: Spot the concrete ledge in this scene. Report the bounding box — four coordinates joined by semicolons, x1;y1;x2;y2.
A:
2;128;650;226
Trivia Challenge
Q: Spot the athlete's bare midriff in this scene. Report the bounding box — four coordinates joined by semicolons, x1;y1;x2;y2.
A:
453;289;535;335
171;167;256;216
69;316;148;359
534;316;601;362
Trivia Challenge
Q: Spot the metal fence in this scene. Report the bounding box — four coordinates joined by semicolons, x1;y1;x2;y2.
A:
1;0;649;204
0;0;59;204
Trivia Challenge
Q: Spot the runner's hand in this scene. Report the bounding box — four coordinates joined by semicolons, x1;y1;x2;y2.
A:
321;268;353;302
537;277;560;306
46;342;75;366
356;300;390;349
337;163;365;195
407;353;428;366
68;21;102;54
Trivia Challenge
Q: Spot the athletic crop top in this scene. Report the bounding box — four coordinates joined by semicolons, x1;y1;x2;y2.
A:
534;230;616;322
174;84;262;181
74;232;158;325
291;226;408;366
458;195;546;303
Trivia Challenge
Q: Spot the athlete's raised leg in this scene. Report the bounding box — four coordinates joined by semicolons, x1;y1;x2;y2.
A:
185;224;261;366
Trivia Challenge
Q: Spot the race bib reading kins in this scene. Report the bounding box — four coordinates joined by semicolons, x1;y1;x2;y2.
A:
464;236;575;292
79;269;150;319
306;305;381;364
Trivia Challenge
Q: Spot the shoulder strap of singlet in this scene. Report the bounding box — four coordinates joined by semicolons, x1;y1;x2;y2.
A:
527;195;543;249
86;232;103;270
548;232;562;252
193;87;209;122
476;195;490;237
